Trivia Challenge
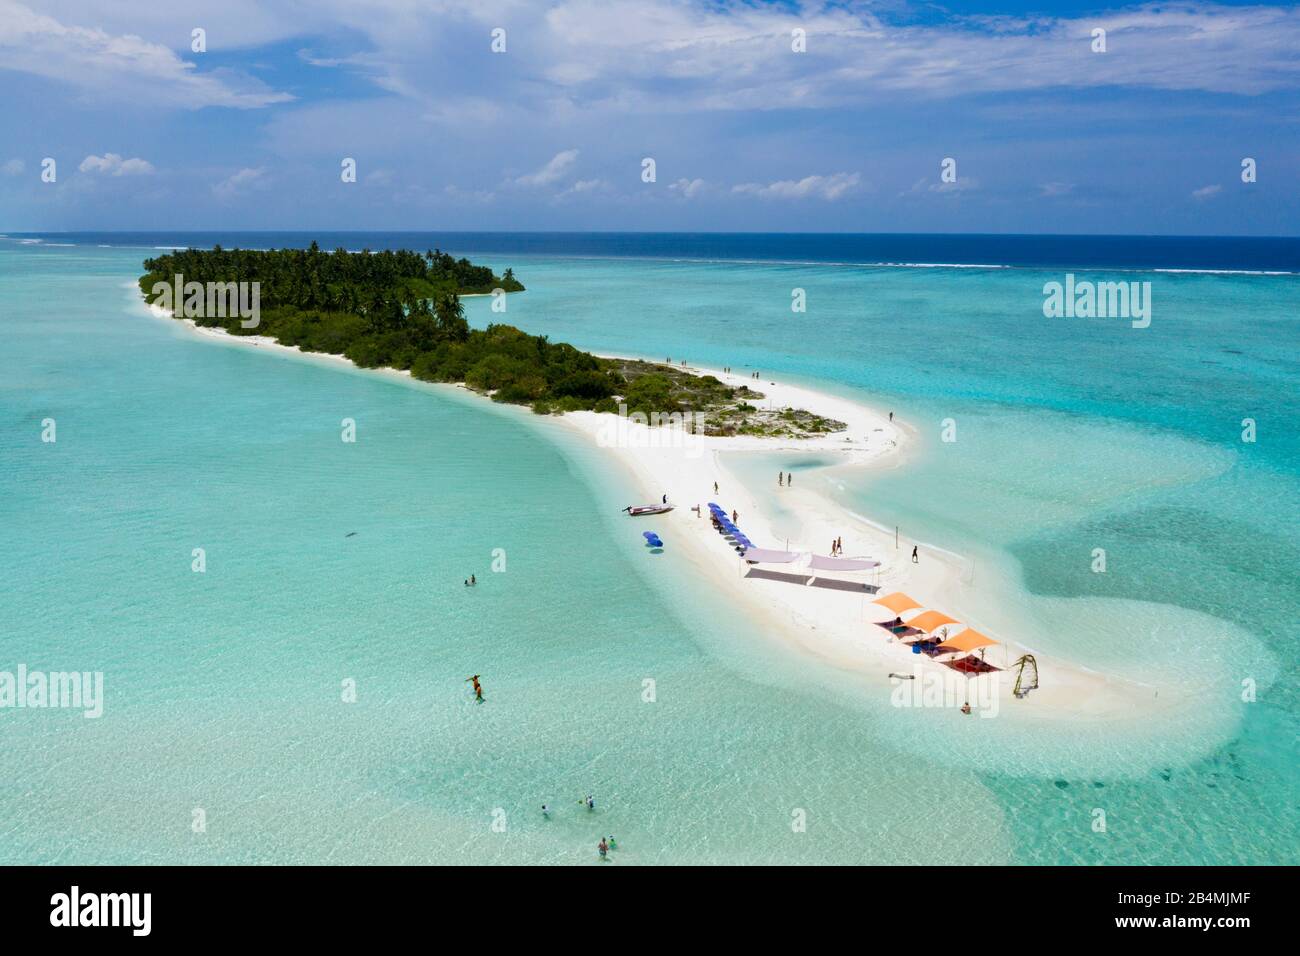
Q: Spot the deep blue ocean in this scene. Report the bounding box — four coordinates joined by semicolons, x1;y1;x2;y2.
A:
9;230;1300;272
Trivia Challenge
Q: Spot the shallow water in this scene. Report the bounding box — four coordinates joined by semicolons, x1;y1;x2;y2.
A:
1;240;1295;864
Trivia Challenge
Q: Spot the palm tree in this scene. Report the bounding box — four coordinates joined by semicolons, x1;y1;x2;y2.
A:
434;292;469;342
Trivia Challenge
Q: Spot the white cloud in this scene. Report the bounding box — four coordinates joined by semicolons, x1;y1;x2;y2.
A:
928;177;980;194
0;0;293;109
563;178;604;195
2;159;24;176
489;0;1300;118
79;153;155;176
1039;182;1075;197
669;177;706;198
512;149;580;187
1192;184;1223;200
444;184;496;203
213;167;267;198
733;172;860;200
9;0;1298;124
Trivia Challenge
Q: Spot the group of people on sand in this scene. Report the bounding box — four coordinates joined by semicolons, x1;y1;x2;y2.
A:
778;471;793;487
830;536;844;555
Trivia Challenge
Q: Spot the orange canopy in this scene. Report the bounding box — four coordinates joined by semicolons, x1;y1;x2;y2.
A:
906;610;961;634
872;591;923;616
938;628;998;653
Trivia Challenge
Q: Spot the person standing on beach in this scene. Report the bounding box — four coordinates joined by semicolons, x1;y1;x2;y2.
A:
779;471;784;487
732;510;738;523
714;481;719;494
912;546;919;564
889;412;894;422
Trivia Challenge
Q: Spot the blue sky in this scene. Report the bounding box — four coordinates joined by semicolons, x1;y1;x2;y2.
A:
1;0;1297;234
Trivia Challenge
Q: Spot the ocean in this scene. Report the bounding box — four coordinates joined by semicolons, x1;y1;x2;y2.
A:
1;232;1296;864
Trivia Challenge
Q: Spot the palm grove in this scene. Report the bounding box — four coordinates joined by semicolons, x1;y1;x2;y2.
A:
138;245;727;418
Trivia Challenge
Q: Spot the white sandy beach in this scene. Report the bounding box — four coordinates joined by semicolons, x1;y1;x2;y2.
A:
553;357;1186;724
149;302;1187;724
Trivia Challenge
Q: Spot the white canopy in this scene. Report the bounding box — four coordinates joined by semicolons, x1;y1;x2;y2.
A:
807;554;880;572
742;548;803;564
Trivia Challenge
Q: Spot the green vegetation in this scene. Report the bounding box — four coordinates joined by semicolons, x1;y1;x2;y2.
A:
139;245;843;438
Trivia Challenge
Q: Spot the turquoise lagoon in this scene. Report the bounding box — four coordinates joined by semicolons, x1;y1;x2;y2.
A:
0;240;1296;864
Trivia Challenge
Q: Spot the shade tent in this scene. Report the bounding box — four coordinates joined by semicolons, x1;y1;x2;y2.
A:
937;628;998;654
872;592;923;616
905;610;962;634
808;555;880;572
741;547;803;564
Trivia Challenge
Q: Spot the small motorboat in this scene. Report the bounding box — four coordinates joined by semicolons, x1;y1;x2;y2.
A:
623;504;674;516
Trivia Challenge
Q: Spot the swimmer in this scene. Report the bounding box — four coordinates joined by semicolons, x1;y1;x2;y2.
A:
598;837;608;860
541;804;551;817
583;795;595;811
465;674;483;701
607;835;617;850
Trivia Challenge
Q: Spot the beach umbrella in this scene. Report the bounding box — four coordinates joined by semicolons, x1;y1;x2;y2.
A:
937;628;998;654
905;610;962;634
872;591;924;616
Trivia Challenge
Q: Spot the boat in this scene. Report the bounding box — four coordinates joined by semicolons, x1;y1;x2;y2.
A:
623;504;674;516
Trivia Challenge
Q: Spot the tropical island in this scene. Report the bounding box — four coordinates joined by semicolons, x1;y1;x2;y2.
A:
139;245;843;438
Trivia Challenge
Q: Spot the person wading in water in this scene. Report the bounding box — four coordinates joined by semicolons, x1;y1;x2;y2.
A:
466;674;484;702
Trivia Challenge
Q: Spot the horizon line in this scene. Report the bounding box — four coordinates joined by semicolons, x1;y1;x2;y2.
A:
5;229;1300;241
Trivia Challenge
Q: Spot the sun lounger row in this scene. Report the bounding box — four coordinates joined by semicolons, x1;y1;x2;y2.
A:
708;502;753;552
